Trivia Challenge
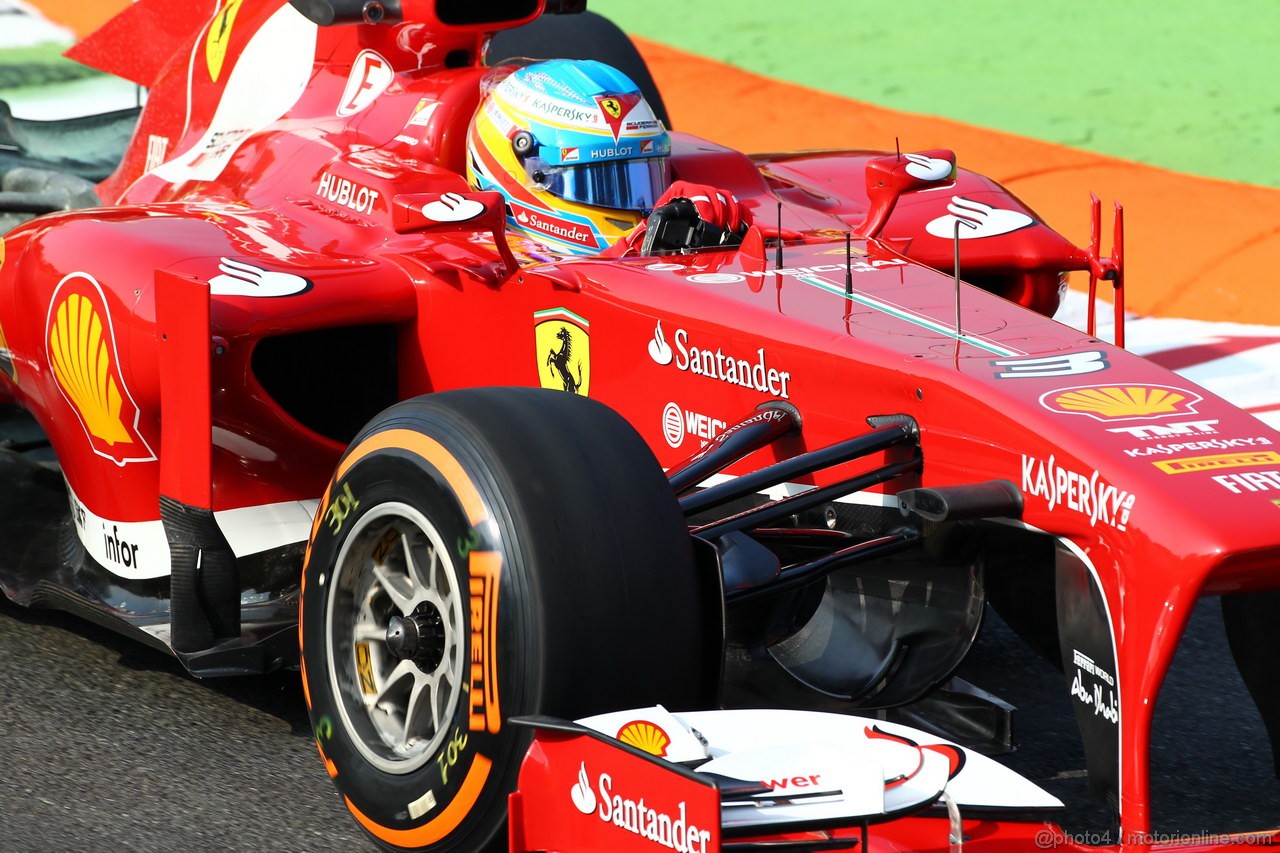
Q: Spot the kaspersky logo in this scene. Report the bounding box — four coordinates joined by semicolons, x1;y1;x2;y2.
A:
46;273;156;466
1041;384;1203;422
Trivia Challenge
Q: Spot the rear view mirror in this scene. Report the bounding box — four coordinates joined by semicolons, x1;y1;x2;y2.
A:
857;149;956;239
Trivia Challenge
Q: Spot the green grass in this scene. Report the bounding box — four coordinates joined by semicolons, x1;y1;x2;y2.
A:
590;0;1280;187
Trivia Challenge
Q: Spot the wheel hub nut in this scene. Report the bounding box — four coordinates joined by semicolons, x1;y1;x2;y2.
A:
386;603;445;672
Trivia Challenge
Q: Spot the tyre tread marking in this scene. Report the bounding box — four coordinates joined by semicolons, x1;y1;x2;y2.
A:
338;428;488;525
347;754;492;845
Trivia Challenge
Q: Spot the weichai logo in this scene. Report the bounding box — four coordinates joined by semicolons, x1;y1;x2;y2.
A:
1041;384;1203;422
46;273;156;466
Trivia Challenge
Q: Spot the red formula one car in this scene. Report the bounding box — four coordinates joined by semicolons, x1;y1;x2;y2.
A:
2;1;1279;851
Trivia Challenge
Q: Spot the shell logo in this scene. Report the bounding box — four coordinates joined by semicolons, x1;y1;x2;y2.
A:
46;273;156;466
1041;384;1203;422
616;720;671;757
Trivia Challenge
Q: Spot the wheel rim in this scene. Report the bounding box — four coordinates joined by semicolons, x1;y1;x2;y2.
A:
325;502;466;775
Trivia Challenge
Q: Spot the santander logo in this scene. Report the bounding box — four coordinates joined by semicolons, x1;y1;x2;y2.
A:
568;762;713;853
570;762;596;815
422;192;485;223
649;320;674;365
510;203;598;249
209;257;311;297
903;152;953;181
925;196;1034;239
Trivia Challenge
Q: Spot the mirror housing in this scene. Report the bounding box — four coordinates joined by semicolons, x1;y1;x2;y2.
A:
856;149;956;239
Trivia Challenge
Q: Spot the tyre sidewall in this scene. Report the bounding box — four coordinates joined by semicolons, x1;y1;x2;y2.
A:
301;434;532;853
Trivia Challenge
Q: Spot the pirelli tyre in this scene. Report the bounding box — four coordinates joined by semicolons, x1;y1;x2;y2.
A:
300;387;712;852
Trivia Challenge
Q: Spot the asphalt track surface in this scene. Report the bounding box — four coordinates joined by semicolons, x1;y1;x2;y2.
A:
4;579;1280;851
3;3;1279;851
0;597;364;852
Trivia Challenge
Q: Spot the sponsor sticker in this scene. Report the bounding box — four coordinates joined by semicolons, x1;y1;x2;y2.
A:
569;762;714;853
1021;454;1135;531
925;196;1035;240
144;135;170;173
1108;419;1219;440
647;321;792;399
1154;451;1280;474
209;257;312;297
589;145;634;160
662;402;726;449
594;93;640;141
406;98;440;128
1070;648;1118;725
205;0;245;81
468;552;502;734
421;192;486;223
1213;470;1280;494
1128;437;1273;459
46;273;156;465
1041;384;1203;422
535;308;590;396
511;202;599;250
355;642;376;695
616;721;671;757
338;49;393;117
316;170;382;215
66;482;171;579
903;152;953;181
992;350;1109;379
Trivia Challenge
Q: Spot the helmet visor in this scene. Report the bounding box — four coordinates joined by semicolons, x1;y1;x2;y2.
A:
530;158;670;212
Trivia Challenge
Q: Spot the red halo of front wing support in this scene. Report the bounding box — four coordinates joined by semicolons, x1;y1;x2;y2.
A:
507;717;1280;851
509;719;721;853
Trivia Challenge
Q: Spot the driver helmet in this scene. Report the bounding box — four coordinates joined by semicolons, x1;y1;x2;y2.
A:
466;58;671;255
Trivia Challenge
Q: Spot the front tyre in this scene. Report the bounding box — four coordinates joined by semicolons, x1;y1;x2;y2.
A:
300;388;711;852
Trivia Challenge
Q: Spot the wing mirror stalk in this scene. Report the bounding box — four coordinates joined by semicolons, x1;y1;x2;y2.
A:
856;149;957;240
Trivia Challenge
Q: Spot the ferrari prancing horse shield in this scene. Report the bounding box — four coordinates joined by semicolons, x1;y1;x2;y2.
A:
534;308;590;397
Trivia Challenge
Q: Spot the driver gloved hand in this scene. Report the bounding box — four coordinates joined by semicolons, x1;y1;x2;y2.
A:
654;180;752;234
604;180;754;257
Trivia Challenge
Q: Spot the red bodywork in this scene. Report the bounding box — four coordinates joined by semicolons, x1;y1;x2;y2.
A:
1;1;1278;849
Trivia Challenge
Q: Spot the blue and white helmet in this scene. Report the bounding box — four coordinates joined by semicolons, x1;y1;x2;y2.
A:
467;58;672;254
